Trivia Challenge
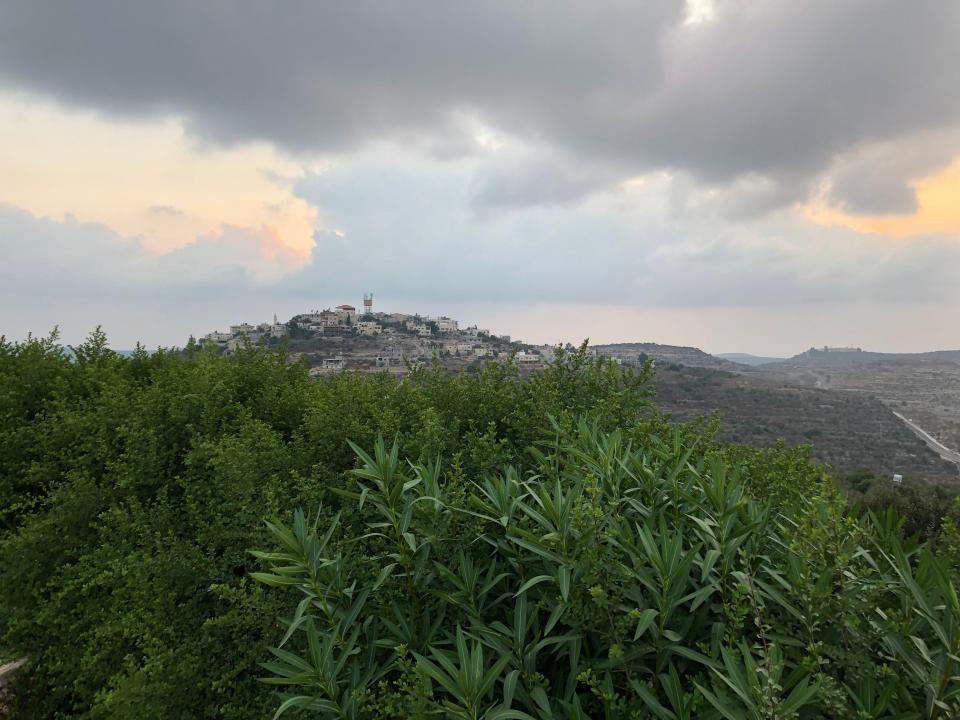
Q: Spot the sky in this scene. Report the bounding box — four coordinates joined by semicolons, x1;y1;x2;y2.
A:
1;0;958;356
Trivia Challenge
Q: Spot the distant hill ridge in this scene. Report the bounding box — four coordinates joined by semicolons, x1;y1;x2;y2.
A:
590;342;751;371
716;353;785;366
652;363;959;485
770;347;960;367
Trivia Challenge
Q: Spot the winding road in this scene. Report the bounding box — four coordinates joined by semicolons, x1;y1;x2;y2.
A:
892;411;960;467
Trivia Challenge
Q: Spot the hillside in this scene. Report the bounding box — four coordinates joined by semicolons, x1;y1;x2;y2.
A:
652;363;960;485
773;348;960;365
715;352;785;366
758;349;960;459
591;342;751;371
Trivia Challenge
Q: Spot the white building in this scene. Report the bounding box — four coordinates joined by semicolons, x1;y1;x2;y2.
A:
230;323;256;335
319;310;343;327
516;351;541;364
309;355;345;375
356;321;382;336
336;304;357;323
436;317;458;333
406;322;432;336
205;331;233;343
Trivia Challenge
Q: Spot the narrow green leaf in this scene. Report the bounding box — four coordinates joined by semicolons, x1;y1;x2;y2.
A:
514;575;556;597
633;609;658;640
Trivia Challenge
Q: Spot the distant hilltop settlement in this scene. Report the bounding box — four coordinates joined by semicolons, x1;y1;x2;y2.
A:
197;293;607;377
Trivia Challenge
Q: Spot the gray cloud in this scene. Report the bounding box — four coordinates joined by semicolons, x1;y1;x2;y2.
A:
1;1;957;213
628;2;960;183
290;160;960;309
0;205;298;297
0;1;675;153
822;128;960;215
468;148;625;212
0;204;148;294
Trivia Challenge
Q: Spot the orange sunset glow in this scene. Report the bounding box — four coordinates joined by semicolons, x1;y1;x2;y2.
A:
808;156;960;238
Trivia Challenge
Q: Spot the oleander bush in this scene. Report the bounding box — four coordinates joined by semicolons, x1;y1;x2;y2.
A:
254;428;960;719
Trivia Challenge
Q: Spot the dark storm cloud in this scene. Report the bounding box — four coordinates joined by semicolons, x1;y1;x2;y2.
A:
0;1;677;151
0;1;957;212
630;1;960;179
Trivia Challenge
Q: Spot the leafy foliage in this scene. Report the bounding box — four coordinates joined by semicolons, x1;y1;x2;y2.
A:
0;332;655;718
254;427;960;719
3;330;958;718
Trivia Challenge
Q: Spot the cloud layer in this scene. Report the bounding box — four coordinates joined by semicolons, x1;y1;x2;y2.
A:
1;1;959;352
1;1;958;213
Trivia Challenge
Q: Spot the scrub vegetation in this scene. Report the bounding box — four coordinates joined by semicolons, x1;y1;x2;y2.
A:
2;330;959;718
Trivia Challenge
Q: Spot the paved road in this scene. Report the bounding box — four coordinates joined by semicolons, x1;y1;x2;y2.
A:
893;411;960;466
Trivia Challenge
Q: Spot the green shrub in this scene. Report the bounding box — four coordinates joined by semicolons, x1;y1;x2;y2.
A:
4;330;959;718
253;426;960;719
0;333;658;718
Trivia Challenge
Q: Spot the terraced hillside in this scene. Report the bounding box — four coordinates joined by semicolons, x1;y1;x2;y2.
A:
652;364;959;486
758;349;960;456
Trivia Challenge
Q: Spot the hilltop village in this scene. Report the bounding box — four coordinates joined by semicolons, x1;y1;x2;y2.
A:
199;294;576;376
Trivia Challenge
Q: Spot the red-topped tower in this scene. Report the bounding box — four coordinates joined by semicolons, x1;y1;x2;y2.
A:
363;292;373;316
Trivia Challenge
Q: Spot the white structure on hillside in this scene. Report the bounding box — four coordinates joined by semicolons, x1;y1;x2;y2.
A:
309;355;345;376
336;305;356;323
436;317;458;333
313;310;338;327
406;319;432;336
230;322;256;335
269;314;288;338
356;320;382;336
205;331;233;343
